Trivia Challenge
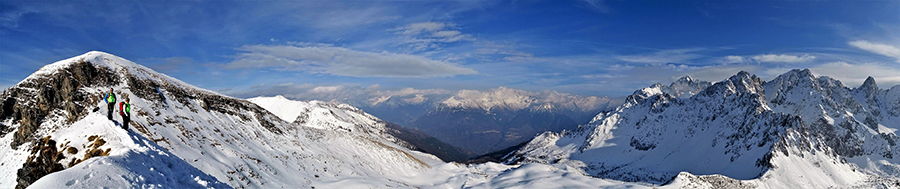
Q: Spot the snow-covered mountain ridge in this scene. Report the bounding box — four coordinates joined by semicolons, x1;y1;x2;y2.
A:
510;69;900;188
0;51;443;188
247;95;475;162
0;51;670;189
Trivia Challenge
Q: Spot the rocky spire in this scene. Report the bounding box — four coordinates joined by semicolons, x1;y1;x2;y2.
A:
860;76;878;92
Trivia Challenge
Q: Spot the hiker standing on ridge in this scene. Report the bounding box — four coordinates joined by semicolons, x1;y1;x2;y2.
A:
120;97;131;130
103;88;116;120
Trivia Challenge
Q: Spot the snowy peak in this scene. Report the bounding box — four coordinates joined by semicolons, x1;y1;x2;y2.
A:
667;75;712;98
861;76;879;92
767;69;821;91
675;75;696;83
725;70;764;94
26;51;197;91
631;75;712;100
440;87;535;112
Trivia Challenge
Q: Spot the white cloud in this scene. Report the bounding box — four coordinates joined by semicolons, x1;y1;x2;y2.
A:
392;22;473;52
751;54;816;63
683;65;763;82
849;40;900;62
0;7;39;28
722;55;745;64
402;94;428;104
807;62;900;88
606;64;635;71
473;41;537;62
616;48;705;64
308;86;344;94
226;44;477;77
580;74;622;79
398;22;448;35
371;87;451;97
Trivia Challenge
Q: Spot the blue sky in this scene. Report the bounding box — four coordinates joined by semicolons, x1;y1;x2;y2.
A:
2;0;899;98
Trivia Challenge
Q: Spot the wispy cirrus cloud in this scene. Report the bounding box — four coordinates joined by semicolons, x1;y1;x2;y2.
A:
849;40;900;63
616;48;706;64
750;54;816;63
391;22;474;52
225;44;477;78
580;0;612;14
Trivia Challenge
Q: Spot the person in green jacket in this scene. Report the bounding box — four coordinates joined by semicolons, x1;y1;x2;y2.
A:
119;98;131;130
103;88;116;120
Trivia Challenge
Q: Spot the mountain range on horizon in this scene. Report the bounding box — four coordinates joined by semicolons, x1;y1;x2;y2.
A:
1;51;899;188
509;68;900;188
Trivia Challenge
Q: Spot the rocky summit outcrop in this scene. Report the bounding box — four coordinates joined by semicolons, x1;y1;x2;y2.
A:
1;59;120;149
509;69;900;187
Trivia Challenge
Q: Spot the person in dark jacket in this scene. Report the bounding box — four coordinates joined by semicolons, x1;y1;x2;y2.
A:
120;98;131;130
103;88;116;120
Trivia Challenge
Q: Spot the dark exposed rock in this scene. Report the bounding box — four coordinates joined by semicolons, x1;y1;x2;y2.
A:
630;136;656;151
197;93;282;134
15;136;66;189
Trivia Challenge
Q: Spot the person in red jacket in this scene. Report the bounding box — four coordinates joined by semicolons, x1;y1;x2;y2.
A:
119;98;131;130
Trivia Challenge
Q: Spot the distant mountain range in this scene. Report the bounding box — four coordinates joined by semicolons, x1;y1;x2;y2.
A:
291;87;625;155
508;69;900;188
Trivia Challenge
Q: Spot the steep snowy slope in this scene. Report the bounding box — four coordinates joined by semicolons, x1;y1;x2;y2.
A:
0;51;442;188
510;70;900;188
18;114;229;188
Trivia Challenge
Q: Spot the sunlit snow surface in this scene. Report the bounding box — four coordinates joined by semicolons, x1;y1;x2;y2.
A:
27;114;228;188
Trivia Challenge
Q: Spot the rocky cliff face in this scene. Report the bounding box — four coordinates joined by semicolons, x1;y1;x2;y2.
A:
1;60;120;149
509;69;900;187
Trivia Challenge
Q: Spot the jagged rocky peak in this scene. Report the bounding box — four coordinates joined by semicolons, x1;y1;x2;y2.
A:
860;76;879;92
630;75;714;100
768;69;819;89
697;70;764;98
